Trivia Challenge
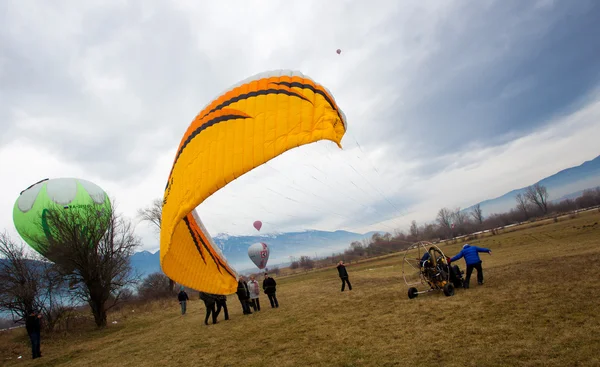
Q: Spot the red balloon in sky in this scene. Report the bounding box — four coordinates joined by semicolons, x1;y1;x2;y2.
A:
253;220;262;231
336;49;341;54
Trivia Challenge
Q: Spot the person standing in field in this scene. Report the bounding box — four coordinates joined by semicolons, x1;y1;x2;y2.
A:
337;260;352;291
25;309;42;359
236;277;253;315
177;286;189;315
247;275;261;311
262;273;279;308
448;244;492;288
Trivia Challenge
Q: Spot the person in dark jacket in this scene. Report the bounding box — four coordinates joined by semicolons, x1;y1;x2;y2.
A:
177;287;189;315
337;260;352;291
236;277;252;315
199;292;219;325
25;310;42;359
215;294;229;321
449;244;492;288
262;273;279;308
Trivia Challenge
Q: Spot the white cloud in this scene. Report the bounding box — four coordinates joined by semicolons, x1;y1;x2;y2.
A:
1;0;599;256
360;92;600;231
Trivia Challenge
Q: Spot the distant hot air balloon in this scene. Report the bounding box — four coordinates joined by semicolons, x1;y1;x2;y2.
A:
336;49;341;54
248;242;270;270
253;220;262;231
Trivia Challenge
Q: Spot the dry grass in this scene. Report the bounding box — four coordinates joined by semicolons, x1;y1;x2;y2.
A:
2;211;599;367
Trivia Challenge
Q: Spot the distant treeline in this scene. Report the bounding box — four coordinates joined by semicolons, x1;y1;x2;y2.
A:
287;184;600;269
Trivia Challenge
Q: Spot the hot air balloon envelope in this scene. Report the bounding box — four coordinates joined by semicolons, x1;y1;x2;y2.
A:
13;177;112;259
248;242;270;269
336;49;341;54
253;220;262;231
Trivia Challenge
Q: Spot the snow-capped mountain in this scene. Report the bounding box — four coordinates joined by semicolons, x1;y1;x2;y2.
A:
130;229;382;278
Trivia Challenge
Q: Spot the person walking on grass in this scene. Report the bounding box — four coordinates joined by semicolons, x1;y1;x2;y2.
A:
177;286;189;315
448;244;492;288
25;309;42;359
337;260;352;292
262;273;279;308
199;292;219;325
248;275;261;312
215;294;229;321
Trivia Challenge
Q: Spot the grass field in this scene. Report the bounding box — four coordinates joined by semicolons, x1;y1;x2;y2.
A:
2;210;599;366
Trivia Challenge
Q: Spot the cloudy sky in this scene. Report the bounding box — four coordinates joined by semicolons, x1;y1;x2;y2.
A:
1;0;599;254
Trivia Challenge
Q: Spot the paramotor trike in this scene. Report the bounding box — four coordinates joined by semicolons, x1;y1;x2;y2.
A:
402;241;465;299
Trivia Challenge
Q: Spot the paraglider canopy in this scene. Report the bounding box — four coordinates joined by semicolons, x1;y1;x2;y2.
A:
253;220;262;231
248;242;269;270
159;69;347;294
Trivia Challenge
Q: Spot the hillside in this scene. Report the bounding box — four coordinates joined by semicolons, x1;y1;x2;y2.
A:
468;154;600;215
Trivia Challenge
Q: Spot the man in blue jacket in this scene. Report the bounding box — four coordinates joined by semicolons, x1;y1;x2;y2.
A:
449;244;492;289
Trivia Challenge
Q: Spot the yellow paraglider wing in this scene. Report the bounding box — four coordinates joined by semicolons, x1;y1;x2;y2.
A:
160;70;347;294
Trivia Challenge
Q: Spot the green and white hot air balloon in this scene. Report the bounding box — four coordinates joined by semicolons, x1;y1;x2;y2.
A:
13;177;112;258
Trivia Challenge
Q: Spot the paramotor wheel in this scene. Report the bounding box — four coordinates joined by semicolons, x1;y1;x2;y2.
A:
408;287;419;299
443;283;455;297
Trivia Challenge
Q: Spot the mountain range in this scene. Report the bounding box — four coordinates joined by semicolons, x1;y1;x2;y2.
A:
130;229;382;278
132;154;600;280
465;154;600;215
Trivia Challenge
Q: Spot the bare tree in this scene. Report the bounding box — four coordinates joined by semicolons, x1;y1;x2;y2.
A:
525;183;549;214
453;207;469;227
420;223;437;240
33;202;140;327
409;220;419;239
0;232;72;331
515;193;530;219
350;241;363;251
299;256;315;269
136;198;175;292
470;204;484;224
137;272;172;300
0;232;41;322
575;187;600;209
136;198;163;233
437;208;453;238
36;261;73;332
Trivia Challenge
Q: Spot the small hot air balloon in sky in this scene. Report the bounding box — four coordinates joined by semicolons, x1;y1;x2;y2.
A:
248;242;270;269
336;49;341;54
253;220;262;231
